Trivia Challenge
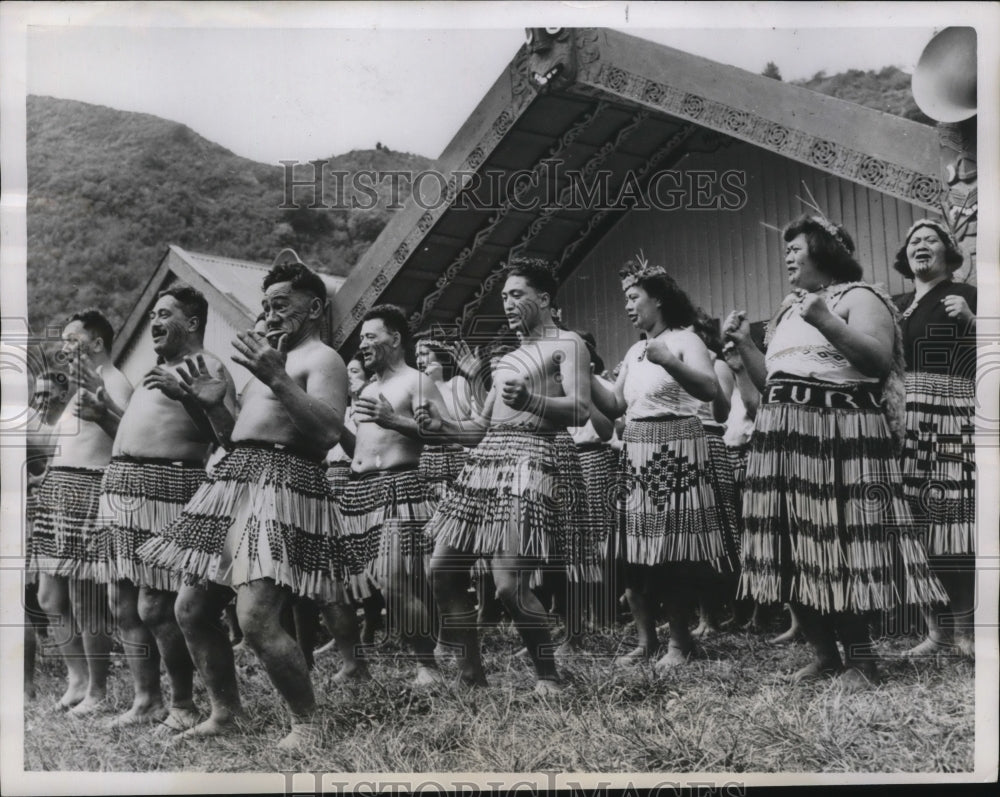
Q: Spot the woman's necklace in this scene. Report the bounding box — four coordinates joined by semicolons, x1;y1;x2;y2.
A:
638;327;668;361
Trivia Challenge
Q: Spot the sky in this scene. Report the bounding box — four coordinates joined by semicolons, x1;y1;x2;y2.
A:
20;3;949;165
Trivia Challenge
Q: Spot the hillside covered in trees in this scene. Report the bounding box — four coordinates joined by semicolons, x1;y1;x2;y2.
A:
26;95;433;332
26;62;931;333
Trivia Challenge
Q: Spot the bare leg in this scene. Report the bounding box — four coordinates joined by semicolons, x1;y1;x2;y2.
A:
293;598;320;672
615;568;661;665
24;611;38;700
836;611;880;690
951;570;976;658
236;579;316;748
37;574;88;709
361;593;384;646
770;602;804;644
492;551;560;690
386;542;440;686
223;603;243;646
174;583;243;737
107;580;166;726
791;603;842;682
655;573;697;673
67;578;112;715
430;543;486;687
318;601;371;683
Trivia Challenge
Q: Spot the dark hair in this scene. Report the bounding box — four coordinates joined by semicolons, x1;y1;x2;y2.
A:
68;308;114;351
414;334;457;381
505;255;558;304
157;283;208;338
782;215;863;283
892;221;964;279
361;304;411;352
573;329;606;375
620;263;697;330
346;352;372;380
692;308;723;357
263;262;328;303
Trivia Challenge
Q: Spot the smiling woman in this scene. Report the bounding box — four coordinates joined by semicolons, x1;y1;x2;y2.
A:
725;213;947;691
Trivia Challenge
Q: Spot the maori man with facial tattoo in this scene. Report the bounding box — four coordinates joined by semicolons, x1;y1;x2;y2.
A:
419;257;597;693
138;254;349;751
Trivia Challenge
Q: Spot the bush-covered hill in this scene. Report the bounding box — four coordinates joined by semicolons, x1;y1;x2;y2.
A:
26;95;433;332
791;65;934;124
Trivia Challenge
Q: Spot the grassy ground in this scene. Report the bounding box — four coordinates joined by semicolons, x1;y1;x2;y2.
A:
23;618;975;774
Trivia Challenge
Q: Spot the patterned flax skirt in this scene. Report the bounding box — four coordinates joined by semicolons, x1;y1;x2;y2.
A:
900;372;976;555
136;446;343;602
739;377;948;614
704;428;742;564
618;417;732;572
28;466;105;579
418;444;469;501
337;469;436;600
94;457;206;590
326;461;351;501
425;426;601;582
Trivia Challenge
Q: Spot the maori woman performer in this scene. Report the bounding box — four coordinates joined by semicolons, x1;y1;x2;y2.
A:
690;310;742;636
725;214;947;689
589;257;733;674
893;219;977;658
415;334;472;500
326;354;367;500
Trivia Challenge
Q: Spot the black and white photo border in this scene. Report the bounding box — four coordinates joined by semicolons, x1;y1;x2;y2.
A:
1;1;998;793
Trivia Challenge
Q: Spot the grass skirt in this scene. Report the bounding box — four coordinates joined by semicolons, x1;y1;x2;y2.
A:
136;446;343;602
618;417;732;571
739;377;948;614
27;467;104;579
426;427;602;582
900;372;975;555
93;458;206;590
337;469;436;600
419;444;468;501
326;461;350;501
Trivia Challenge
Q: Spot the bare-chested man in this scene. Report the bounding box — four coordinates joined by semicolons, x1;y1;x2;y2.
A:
25;370;71;699
138;256;348;750
29;310;132;713
89;284;236;731
418;259;593;693
333;304;450;686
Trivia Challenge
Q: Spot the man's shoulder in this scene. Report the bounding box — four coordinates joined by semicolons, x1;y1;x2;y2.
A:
294;338;345;370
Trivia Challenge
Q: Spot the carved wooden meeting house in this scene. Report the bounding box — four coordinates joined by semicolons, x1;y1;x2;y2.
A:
122;27;977;368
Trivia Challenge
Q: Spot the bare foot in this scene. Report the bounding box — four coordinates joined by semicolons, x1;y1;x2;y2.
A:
534;679;564;697
68;696;109;717
56;684;87;711
788;660;841;684
769;626;803;645
313;639;338;657
955;633;975;659
455;668;489;688
613;646;653;667
107;702;168;729
276;722;321;752
839;665;880;692
411;665;444;688
691;622;719;639
174;714;243;740
653;644;693;674
514;646;530;660
332;663;371;684
151;707;201;738
555;639;586;660
901;636;951;657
